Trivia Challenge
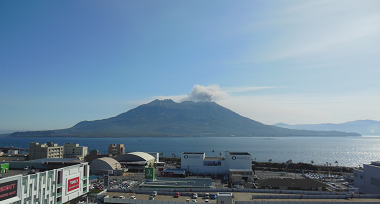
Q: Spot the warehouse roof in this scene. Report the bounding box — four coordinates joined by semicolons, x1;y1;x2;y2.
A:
115;152;155;162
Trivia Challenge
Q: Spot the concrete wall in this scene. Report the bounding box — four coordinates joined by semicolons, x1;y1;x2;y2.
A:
225;154;251;170
364;163;380;194
354;164;380;194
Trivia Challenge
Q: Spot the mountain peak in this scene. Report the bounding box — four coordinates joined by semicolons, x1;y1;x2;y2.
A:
8;100;361;137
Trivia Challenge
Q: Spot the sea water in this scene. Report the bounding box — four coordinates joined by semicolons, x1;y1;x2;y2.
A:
1;136;379;167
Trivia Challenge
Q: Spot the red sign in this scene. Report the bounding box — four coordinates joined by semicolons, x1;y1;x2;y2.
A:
0;180;18;202
67;177;80;192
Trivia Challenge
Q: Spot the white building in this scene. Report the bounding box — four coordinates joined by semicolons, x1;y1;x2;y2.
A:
63;143;88;161
354;161;380;194
0;163;89;204
181;152;252;176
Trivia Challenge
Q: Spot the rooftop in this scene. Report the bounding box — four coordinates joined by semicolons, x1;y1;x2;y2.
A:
183;152;204;154
228;152;251;155
139;178;212;188
30;158;81;163
370;161;380;166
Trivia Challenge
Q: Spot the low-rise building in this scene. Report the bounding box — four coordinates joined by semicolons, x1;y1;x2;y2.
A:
354;161;380;194
108;144;125;156
63;143;88;161
181;151;253;176
29;142;63;160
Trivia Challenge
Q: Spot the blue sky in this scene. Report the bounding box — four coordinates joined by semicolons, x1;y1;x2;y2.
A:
1;0;379;131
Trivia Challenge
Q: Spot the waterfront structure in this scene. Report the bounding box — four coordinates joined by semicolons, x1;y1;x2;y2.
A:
90;157;122;175
354;161;380;194
0;162;89;204
148;152;159;162
181;151;253;181
108;144;125;156
63;143;88;161
115;152;155;172
29;142;63;160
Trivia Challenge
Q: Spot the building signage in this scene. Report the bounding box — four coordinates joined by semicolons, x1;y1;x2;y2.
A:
232;156;249;160
0;180;18;202
184;155;201;159
145;167;155;180
67;177;80;192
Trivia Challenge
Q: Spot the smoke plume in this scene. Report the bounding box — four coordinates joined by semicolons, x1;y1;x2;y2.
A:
182;84;229;102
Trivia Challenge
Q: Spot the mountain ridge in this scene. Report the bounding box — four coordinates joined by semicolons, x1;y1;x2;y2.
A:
274;120;379;136
8;99;361;137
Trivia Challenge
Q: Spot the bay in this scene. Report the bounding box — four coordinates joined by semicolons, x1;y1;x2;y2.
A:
1;136;379;167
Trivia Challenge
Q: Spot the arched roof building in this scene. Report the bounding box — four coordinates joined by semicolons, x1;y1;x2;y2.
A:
90;157;121;174
114;152;155;163
114;152;155;172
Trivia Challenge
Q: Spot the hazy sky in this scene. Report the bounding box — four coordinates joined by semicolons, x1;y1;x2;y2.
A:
1;0;379;131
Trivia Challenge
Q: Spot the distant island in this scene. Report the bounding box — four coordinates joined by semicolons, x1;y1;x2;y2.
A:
8;99;360;137
274;120;380;136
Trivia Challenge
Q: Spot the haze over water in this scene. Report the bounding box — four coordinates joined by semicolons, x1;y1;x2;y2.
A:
2;136;379;168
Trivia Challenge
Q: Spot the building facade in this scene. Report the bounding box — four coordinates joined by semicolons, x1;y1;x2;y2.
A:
108;144;125;156
181;151;252;175
29;142;63;160
63;143;88;161
0;163;89;204
354;161;380;194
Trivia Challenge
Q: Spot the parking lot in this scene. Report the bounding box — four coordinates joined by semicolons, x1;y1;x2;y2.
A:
255;170;304;180
105;192;219;203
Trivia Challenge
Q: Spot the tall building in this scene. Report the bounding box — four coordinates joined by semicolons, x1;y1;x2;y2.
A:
63;143;88;161
354;161;380;194
108;144;125;156
0;162;89;204
29;142;63;160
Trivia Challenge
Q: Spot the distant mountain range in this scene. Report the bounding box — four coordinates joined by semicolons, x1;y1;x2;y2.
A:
274;120;380;136
8;99;360;137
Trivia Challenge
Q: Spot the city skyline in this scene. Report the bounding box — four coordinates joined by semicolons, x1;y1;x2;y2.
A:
1;1;379;131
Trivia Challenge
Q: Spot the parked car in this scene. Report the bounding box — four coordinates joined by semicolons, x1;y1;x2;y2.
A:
192;193;198;199
131;196;136;199
210;194;216;199
152;191;157;197
149;196;154;200
205;199;210;203
204;193;210;199
119;196;125;199
192;199;197;202
174;192;180;198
